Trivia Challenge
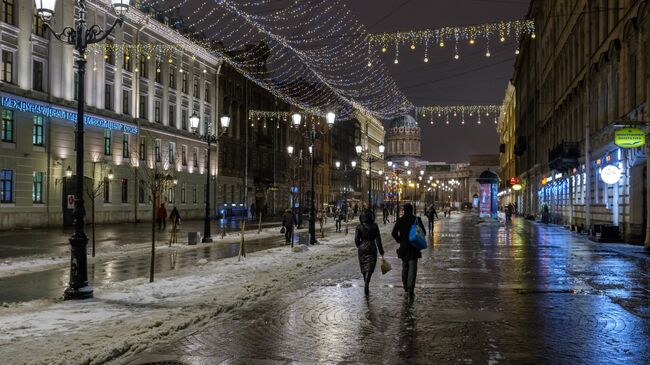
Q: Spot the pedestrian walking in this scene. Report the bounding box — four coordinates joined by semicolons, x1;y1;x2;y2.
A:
392;203;425;300
169;206;181;245
355;209;384;296
382;203;389;225
281;208;296;244
426;205;438;231
353;204;359;217
157;203;168;231
317;210;324;235
335;208;343;232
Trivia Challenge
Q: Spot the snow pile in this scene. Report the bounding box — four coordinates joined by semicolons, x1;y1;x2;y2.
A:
0;225;390;365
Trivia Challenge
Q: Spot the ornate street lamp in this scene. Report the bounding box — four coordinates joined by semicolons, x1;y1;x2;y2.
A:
36;0;128;300
191;112;230;243
65;165;73;178
355;143;385;209
326;112;336;127
292;113;302;127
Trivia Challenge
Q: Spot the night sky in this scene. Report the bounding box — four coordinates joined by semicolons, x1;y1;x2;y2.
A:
346;0;531;163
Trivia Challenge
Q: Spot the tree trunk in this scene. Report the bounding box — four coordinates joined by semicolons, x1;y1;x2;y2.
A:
91;198;96;257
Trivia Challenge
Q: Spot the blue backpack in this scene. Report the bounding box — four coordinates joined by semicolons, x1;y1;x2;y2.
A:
409;217;427;250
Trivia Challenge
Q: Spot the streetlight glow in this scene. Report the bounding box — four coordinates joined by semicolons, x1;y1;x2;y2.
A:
355;145;363;155
287;145;294;155
326;112;336;126
189;112;200;131
335;161;341;169
220;115;231;129
292;113;302;126
378;144;385;154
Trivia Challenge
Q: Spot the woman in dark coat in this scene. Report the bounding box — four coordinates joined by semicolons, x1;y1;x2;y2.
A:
355;209;384;296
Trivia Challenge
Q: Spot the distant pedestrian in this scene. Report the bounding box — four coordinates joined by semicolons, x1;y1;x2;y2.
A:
335;208;343;232
169;206;181;245
157;203;167;231
317;210;324;234
392;203;425;300
281;208;296;244
426;205;438;231
382;204;389;225
355;209;384;296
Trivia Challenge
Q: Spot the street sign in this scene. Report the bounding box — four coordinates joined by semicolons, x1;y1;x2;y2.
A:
615;128;645;148
67;195;75;209
600;165;622;185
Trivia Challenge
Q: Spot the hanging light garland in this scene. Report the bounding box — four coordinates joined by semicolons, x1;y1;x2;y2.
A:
130;0;412;119
416;105;501;125
368;19;535;64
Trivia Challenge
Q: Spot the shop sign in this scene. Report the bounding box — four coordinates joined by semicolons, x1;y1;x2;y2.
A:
600;165;622;185
1;95;138;134
615;128;645;148
509;177;520;185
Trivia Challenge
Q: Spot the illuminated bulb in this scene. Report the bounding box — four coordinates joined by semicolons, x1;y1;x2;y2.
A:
367;62;372;67
203;69;207;74
84;54;87;60
394;58;399;64
424;57;428;63
439;41;445;47
93;66;97;71
531;32;536;39
515;49;520;55
500;36;506;42
454;54;459;60
486;113;490;116
134;67;139;73
381;47;387;53
410;44;416;50
453;112;457;117
104;54;108;60
156;68;161;73
478;120;481;124
469;39;475;45
146;55;151;60
469;113;473;116
192;55;196;60
126;55;130;60
446;120;449;125
430;121;433;124
168;58;173;63
461;120;465;124
486;51;491;57
179;68;183;73
437;113;441;117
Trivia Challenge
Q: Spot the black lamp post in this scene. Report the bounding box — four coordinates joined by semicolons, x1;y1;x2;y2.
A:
356;143;385;211
335;160;356;235
36;0;128;300
286;144;303;248
191;112;230;243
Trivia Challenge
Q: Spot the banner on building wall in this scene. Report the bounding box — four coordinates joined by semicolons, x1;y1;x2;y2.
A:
615;128;645;148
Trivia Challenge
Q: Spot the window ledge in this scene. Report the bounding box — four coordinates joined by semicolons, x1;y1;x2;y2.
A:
1;141;16;149
33;145;46;153
0;203;16;208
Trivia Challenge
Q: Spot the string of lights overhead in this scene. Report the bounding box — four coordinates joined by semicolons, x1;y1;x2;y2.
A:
131;0;412;119
416;105;502;125
368;19;535;64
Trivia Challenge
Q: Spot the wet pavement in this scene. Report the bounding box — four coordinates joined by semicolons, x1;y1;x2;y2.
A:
0;217;281;260
126;213;650;364
0;225;316;304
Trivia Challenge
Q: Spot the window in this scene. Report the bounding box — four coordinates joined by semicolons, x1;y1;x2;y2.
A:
138;94;147;119
182;145;187;166
121;179;128;203
155;60;162;83
139;137;146;161
181;72;188;93
104;130;112;155
33;9;46;37
193;147;198;167
205;82;210;102
181;183;186;203
154;100;161;123
33;172;44;204
122;134;129;158
138;180;145;203
123;52;132;72
193;184;197;203
1;0;14;25
105;39;115;65
1;110;13;142
181;109;187;130
2;50;13;83
155;139;161;162
103;177;110;203
122;89;130;115
193;77;200;98
168;142;175;163
138;55;148;76
168;104;175;126
169;67;176;89
33;116;43;146
32;60;44;91
0;169;13;203
105;83;113;110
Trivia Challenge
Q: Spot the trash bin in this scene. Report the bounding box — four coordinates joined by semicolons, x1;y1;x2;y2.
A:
188;232;200;245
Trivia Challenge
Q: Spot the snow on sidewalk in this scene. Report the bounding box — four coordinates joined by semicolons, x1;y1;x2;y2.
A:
0;224;391;365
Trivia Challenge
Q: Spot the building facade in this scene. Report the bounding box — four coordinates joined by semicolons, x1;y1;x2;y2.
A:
512;0;649;242
497;82;518;208
0;1;308;229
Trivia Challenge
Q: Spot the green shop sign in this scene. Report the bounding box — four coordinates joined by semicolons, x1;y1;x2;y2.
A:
615;128;645;148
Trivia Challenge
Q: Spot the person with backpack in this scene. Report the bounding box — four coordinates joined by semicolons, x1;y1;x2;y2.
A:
391;203;425;300
355;209;384;296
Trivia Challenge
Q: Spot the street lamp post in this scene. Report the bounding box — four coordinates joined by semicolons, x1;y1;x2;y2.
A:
336;160;356;235
287;144;303;248
191;113;230;243
36;0;128;300
355;143;385;210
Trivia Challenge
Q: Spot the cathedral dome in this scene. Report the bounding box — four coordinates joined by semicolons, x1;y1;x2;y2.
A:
385;114;421;159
